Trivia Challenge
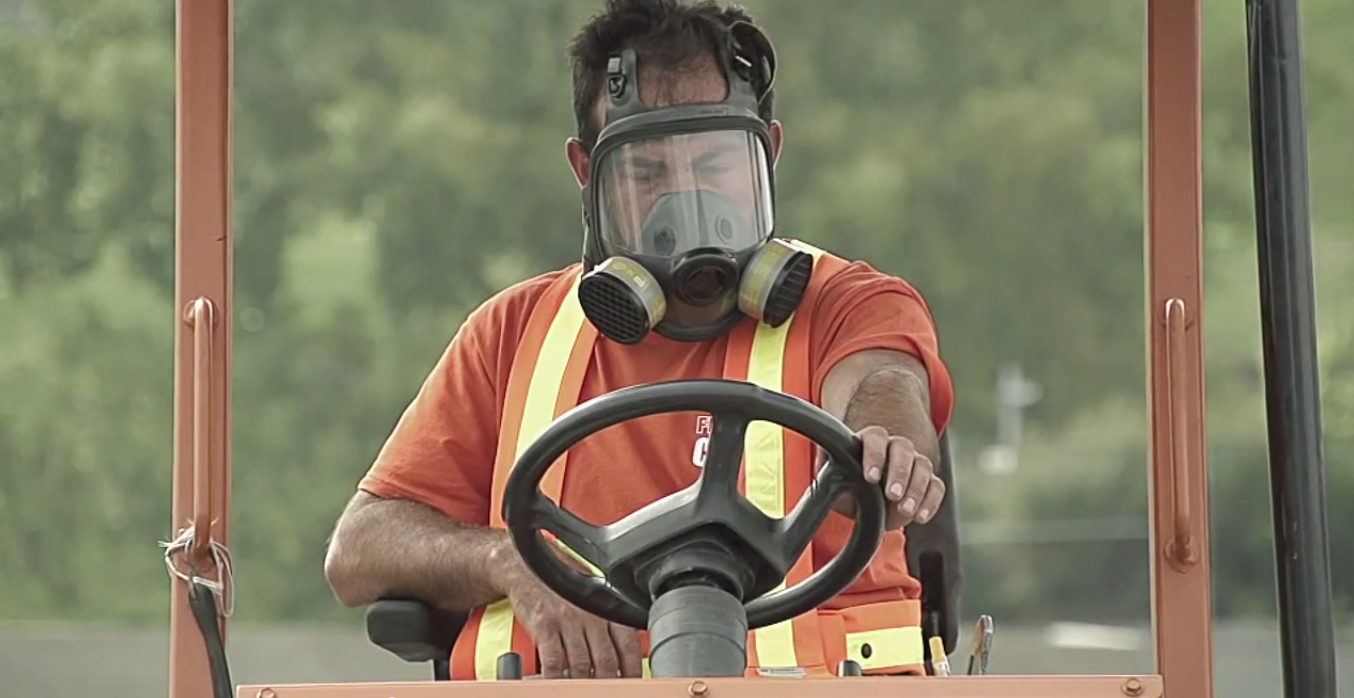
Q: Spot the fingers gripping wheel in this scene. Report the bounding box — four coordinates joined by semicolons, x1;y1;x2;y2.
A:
500;379;887;631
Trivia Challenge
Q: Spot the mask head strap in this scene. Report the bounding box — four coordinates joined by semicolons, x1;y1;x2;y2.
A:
599;22;775;130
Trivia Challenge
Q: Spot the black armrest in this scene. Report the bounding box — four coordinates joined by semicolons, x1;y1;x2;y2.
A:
907;432;963;656
365;598;469;664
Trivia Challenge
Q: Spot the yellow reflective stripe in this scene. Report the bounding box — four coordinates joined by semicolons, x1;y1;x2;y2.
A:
516;272;587;459
641;657;652;678
745;311;795;667
846;626;925;671
475;599;516;681
550;536;604;577
477;273;589;680
782;239;827;260
744;242;828;670
744;319;789;515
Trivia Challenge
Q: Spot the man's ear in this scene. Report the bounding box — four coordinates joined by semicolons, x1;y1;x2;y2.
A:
566;138;590;188
769;120;784;167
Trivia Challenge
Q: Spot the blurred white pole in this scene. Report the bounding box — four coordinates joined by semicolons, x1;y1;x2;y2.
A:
981;362;1042;474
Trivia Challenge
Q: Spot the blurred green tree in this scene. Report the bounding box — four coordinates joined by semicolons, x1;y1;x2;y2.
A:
0;0;1349;625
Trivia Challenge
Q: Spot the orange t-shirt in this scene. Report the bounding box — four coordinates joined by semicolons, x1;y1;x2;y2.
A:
360;259;954;605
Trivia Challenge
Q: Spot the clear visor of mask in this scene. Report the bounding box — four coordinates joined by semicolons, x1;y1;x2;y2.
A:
593;129;774;259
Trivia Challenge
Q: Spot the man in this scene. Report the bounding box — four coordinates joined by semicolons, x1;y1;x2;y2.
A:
324;0;953;681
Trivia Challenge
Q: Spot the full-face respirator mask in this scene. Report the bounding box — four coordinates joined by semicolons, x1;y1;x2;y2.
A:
577;22;815;345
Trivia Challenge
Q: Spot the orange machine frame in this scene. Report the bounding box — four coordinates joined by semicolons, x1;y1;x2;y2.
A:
169;1;1210;697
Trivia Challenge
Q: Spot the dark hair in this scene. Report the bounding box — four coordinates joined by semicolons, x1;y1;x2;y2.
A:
568;0;776;150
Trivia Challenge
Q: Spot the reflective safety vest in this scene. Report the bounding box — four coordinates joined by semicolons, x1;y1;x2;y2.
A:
449;241;925;680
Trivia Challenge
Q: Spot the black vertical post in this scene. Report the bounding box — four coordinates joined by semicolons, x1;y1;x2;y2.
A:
1244;1;1339;697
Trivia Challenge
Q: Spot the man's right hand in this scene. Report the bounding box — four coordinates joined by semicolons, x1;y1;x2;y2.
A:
506;572;644;679
492;543;643;679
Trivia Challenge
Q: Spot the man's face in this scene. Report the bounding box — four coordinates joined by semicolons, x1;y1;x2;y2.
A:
565;59;783;327
595;130;771;253
566;58;784;225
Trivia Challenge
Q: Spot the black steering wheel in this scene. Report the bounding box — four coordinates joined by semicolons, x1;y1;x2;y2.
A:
501;379;886;630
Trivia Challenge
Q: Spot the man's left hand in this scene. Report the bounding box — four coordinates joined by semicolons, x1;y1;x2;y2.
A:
856;425;945;529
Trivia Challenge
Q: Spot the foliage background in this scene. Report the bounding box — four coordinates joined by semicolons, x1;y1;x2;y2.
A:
1;0;1351;644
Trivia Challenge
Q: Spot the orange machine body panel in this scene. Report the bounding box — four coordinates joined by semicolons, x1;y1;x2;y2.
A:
236;675;1164;698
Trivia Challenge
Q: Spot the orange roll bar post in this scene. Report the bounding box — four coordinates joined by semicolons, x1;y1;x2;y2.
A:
1145;0;1214;697
171;1;234;697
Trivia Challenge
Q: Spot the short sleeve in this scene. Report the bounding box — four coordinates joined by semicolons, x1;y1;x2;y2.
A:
358;304;503;525
808;262;955;433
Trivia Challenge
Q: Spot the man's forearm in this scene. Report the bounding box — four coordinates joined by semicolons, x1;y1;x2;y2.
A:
841;366;939;464
821;351;942;524
324;492;525;611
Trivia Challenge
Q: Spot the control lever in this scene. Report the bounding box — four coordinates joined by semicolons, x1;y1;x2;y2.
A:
928;636;951;676
497;652;523;680
837;659;863;676
965;615;994;676
918;551;948;675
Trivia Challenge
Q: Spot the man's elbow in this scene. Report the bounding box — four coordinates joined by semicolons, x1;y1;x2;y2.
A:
324;493;381;608
323;541;366;609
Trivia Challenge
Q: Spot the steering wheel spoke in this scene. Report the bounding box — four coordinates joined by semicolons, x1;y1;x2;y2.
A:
777;468;852;562
532;494;613;573
698;410;750;492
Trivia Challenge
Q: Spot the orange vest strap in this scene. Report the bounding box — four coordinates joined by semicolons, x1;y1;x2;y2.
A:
450;604;542;680
821;599;926;675
489;268;595;527
724;248;848;673
452;601;925;679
